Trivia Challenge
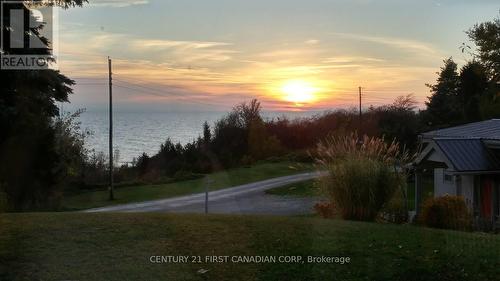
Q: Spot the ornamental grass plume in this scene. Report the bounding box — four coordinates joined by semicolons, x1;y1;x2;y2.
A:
315;133;411;221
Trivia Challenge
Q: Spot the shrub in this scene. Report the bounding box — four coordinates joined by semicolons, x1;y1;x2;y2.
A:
319;158;404;221
316;134;409;221
381;185;409;224
314;201;336;219
0;190;7;213
419;195;471;230
173;171;203;182
248;119;285;160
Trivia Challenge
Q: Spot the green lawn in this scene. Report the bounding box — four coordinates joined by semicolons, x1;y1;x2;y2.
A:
0;213;498;281
265;179;319;197
62;161;312;210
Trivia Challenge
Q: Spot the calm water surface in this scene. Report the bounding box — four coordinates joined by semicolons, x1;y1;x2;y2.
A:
79;111;319;163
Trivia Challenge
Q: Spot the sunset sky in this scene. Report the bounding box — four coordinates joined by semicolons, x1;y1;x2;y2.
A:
58;0;499;112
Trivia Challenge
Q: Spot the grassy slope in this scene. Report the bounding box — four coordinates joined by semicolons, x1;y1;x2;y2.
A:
0;213;498;281
266;178;436;212
63;161;312;210
265;179;319;197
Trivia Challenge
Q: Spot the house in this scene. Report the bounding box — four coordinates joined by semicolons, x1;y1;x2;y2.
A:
414;119;500;227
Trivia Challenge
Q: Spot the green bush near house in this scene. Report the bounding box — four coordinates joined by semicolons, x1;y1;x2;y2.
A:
382;184;410;224
419;195;472;231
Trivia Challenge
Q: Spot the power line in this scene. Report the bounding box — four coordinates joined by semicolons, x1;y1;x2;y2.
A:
113;77;190;94
76;82;107;86
113;84;171;98
113;74;215;93
359;86;362;133
112;76;221;106
113;83;219;107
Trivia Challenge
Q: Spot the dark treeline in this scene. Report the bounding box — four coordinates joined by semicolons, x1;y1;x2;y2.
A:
94;95;426;189
63;95;421;191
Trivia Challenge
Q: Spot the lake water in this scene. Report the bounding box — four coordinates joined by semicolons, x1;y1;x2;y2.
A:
79;111;319;164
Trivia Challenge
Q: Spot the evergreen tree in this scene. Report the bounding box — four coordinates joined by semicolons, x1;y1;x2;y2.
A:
0;0;86;210
202;121;212;144
459;61;488;122
423;58;462;128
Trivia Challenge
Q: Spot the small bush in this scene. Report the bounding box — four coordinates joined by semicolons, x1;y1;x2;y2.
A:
286;151;314;163
419;195;471;230
314;201;336;219
240;155;255;166
173;171;203;182
381;186;409;224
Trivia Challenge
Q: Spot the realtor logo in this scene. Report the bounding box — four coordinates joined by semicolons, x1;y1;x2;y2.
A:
1;0;58;70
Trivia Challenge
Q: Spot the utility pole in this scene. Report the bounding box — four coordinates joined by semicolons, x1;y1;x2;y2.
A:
205;179;209;214
108;57;114;201
358;86;362;134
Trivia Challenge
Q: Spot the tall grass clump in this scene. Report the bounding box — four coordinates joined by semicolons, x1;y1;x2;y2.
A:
316;133;410;221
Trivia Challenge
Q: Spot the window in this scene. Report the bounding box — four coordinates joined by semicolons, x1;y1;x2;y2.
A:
444;173;453;183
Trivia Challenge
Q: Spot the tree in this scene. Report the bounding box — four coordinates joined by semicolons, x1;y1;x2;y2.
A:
422;58;462;128
53;110;88;191
467;13;500;82
467;14;500;119
378;95;420;150
202;121;211;144
247;119;283;160
211;99;263;166
0;0;87;210
136;153;150;176
234;99;262;128
459;61;488;122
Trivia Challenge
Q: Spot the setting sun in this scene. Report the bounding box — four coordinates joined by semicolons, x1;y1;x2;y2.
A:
281;80;318;104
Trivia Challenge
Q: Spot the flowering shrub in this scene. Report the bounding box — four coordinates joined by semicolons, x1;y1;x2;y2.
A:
314;201;336;218
419;195;471;230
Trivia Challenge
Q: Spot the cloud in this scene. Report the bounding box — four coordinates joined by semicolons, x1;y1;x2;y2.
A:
305;39;320;45
323;56;385;64
88;0;149;8
59;26;440;110
136;40;231;50
59;27;236;66
130;39;236;62
331;32;441;56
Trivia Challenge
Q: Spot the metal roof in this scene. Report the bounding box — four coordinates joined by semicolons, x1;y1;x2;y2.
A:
434;139;500;172
422;119;500;140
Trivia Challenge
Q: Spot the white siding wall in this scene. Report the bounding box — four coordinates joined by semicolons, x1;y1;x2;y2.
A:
434;168;457;196
459;175;474;210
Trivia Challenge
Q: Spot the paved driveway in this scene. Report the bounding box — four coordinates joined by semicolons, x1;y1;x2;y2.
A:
84;172;325;215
